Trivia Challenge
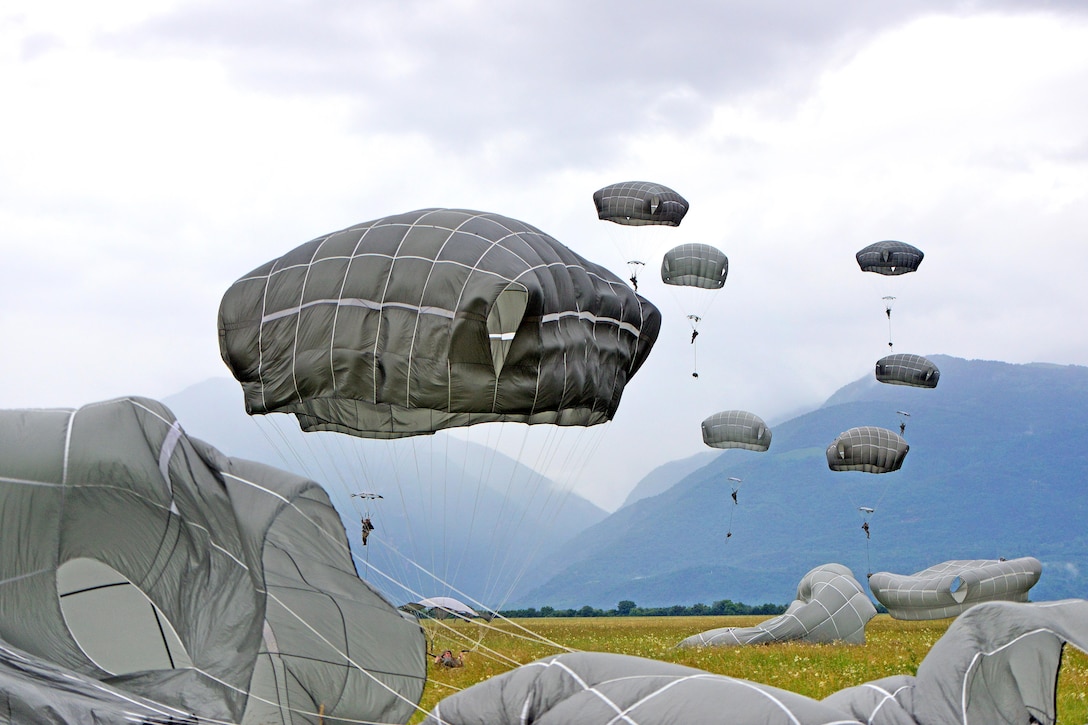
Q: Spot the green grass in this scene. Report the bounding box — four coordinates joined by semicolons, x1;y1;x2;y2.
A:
410;614;1088;724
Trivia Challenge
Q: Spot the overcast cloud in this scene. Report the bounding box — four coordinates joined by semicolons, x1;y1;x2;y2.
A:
2;1;1087;509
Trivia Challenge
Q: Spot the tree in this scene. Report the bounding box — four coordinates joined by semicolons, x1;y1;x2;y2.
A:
616;600;636;616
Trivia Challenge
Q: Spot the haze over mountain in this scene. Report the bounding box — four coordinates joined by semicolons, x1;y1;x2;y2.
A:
511;355;1088;608
162;378;608;610
161;355;1087;611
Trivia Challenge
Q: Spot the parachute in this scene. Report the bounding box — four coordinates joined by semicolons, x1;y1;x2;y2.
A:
677;564;876;646
0;397;427;723
592;181;688;291
875;353;941;388
700;410;771;451
826;426;909;473
660;242;728;289
660;243;728;377
855;240;924;275
424;599;1088;725
869;557;1042;620
218;208;661;439
592;181;689;227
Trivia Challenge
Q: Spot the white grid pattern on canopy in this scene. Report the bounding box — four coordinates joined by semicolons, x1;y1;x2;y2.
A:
592;181;689;227
219;208;661;438
869;557;1043;620
826;426;909;473
875;353;940;388
678;564;876;647
856;240;924;275
701;410;771;451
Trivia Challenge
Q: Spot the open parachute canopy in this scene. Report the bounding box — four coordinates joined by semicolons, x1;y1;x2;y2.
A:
592;181;689;227
875;353;941;388
856;240;924;275
700;410;771;452
218;208;661;439
826;425;909;473
0;397;426;724
660;243;728;289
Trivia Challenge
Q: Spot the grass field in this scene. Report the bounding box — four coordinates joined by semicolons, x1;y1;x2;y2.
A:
410;614;1088;724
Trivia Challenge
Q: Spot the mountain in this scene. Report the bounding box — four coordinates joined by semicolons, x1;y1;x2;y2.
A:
510;356;1088;608
161;378;608;609
619;451;718;509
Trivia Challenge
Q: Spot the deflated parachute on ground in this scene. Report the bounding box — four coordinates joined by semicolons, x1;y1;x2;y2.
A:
826;426;909;473
869;557;1043;620
701;410;771;451
218;208;661;439
660;243;728;289
856;240;924;275
875;353;940;388
426;599;1088;725
592;181;689;226
677;564;876;647
0;397;427;724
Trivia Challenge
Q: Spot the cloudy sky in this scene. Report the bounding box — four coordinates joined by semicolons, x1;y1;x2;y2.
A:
3;0;1087;510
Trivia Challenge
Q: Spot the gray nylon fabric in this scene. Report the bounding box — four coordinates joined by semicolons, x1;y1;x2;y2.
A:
677;564;876;647
592;181;689;226
423;651;862;725
660;242;729;289
0;397;426;724
701;410;772;451
869;557;1043;620
218;208;661;439
423;600;1088;725
824;599;1088;725
855;241;924;275
826;426;909;473
874;353;941;388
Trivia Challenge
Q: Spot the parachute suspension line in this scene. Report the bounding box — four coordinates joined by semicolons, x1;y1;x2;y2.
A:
883;296;896;350
482;422;611;614
688;314;702;378
724;476;742;540
356;537;576;659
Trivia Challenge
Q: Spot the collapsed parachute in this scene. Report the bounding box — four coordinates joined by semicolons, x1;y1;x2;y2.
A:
826;426;909;473
875;353;940;388
869;557;1042;620
0;397;426;723
856;240;924;275
677;564;875;647
701;410;771;451
425;600;1088;725
660;243;728;289
592;181;689;227
218;208;661;438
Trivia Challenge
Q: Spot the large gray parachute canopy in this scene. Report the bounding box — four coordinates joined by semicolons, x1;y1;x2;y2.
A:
701;410;772;451
826;426;909;473
423;650;863;725
592;181;689;226
660;242;729;289
423;600;1088;725
855;240;924;275
218;208;661;439
875;353;940;388
869;557;1042;620
0;397;427;724
825;599;1088;725
677;564;876;647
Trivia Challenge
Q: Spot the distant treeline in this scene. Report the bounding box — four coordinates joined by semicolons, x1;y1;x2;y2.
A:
498;599;787;618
